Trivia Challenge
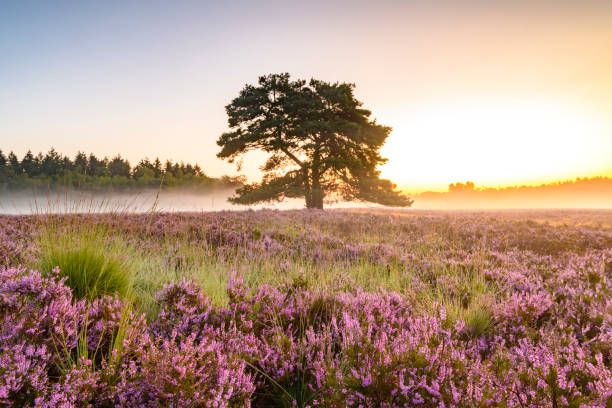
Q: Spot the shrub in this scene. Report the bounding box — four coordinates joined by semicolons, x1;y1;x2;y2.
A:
0;219;32;266
321;307;498;407
0;266;76;405
150;278;221;341
0;342;51;406
0;266;77;349
114;332;254;407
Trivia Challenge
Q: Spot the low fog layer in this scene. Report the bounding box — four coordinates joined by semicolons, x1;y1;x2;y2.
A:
411;193;612;210
0;190;371;214
411;178;612;210
0;190;266;214
1;180;611;214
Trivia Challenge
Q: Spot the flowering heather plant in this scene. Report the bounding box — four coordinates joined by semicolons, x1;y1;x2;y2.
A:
38;359;103;408
150;278;218;340
1;210;611;406
0;266;77;351
0;342;51;406
113;332;254;407
0;266;75;405
490;331;612;407
0;217;34;267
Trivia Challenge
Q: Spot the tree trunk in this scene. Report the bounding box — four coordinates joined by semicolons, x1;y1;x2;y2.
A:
309;144;324;209
310;180;324;209
305;191;323;209
303;167;312;208
304;171;324;209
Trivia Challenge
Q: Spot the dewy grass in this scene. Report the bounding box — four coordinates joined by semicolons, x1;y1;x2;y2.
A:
53;313;105;377
39;245;132;300
53;302;136;382
30;191;146;302
36;219;136;301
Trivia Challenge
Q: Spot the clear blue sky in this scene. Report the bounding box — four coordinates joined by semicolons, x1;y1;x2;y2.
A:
2;0;612;191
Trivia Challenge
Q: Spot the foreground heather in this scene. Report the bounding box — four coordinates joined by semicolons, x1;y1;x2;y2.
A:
1;269;611;407
1;210;611;407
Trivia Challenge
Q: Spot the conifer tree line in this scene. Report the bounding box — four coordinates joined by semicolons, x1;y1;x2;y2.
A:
0;148;243;191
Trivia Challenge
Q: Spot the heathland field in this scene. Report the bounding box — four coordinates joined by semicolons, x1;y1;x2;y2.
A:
1;209;611;407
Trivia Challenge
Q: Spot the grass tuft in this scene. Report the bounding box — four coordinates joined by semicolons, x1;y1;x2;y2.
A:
39;245;132;300
35;215;136;301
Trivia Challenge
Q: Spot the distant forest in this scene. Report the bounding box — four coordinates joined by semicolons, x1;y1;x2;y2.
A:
0;148;244;192
414;177;612;209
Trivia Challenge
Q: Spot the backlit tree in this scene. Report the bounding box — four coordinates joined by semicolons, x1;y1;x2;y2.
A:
217;73;412;209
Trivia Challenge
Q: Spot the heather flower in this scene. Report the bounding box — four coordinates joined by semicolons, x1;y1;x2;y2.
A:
113;331;254;407
0;211;611;406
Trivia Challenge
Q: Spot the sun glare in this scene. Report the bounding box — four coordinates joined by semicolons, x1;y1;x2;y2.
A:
380;98;609;191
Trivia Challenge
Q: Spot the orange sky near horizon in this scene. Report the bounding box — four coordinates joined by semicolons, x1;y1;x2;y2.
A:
1;1;611;193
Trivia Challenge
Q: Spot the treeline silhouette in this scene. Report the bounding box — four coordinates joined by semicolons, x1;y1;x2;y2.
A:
445;177;612;194
0;148;244;192
415;177;612;209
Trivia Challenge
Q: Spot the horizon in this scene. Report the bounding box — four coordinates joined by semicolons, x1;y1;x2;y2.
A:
2;1;612;193
2;146;612;195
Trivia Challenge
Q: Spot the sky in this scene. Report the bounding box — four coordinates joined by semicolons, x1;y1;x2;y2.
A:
1;0;611;192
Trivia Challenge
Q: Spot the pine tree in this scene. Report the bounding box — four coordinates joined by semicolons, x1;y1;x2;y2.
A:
217;73;412;209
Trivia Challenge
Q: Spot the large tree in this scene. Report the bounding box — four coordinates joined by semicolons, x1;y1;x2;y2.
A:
217;73;412;209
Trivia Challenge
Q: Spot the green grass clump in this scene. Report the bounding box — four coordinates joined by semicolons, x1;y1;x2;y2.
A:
39;245;132;300
35;216;136;301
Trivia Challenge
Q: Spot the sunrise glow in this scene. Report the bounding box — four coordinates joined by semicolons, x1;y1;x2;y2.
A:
1;1;612;194
380;98;611;192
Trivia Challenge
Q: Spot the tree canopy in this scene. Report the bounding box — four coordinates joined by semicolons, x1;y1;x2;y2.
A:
217;73;412;209
0;148;243;192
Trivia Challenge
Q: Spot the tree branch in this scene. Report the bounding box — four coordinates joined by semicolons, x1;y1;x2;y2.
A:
279;147;304;168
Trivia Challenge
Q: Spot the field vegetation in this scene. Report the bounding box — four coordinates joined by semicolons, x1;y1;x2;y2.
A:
1;209;611;407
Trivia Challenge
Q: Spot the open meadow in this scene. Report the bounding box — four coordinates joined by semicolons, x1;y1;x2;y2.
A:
1;209;611;407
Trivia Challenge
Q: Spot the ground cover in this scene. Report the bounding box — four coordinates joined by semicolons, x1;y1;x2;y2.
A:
1;209;611;407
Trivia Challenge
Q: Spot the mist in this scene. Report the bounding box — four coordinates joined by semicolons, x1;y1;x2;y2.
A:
410;195;612;210
2;176;612;214
0;189;273;214
410;177;612;210
0;189;376;214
